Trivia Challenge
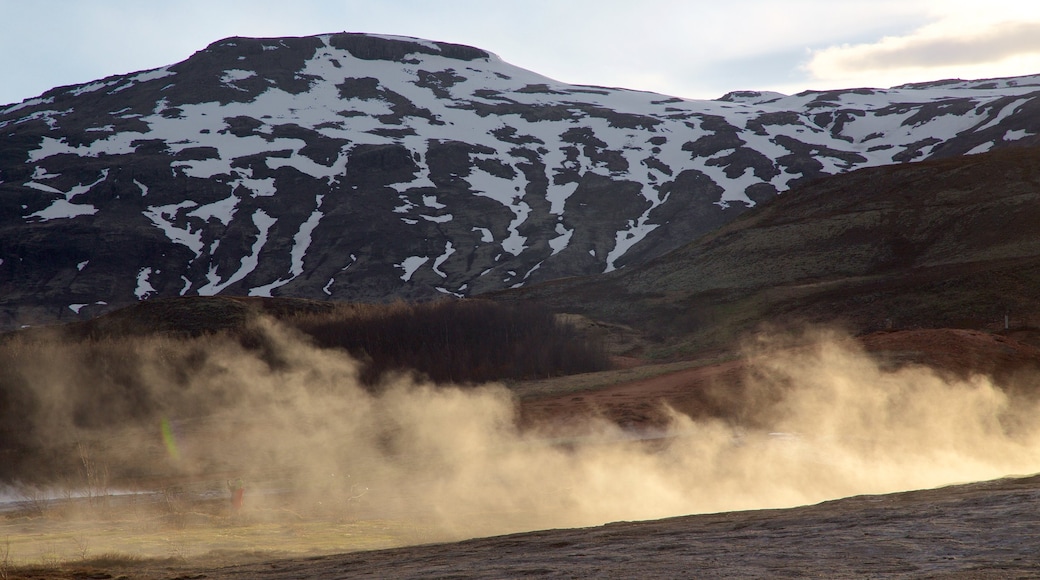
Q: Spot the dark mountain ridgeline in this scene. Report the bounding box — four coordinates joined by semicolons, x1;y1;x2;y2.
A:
1;32;1039;329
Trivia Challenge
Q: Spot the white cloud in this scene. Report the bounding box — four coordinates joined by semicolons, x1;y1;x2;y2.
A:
804;11;1040;89
2;0;1040;105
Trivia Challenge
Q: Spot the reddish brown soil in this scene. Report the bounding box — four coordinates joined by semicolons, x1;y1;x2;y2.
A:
520;358;747;429
521;328;1040;432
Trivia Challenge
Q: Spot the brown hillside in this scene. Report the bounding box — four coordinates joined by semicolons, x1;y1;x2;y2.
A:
501;144;1040;358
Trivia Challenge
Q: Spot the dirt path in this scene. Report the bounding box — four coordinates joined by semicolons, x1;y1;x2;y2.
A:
519;358;747;429
521;328;1040;431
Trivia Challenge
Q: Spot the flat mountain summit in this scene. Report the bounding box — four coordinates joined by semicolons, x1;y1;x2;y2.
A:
2;32;1039;328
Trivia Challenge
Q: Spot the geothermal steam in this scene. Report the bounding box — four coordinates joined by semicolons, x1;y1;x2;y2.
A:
6;320;1040;544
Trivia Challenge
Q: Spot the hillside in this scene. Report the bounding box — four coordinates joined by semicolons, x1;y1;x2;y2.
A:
2;32;1040;329
505;143;1040;358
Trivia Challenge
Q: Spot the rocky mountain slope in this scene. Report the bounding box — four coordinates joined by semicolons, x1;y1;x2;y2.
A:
506;144;1040;357
2;32;1039;328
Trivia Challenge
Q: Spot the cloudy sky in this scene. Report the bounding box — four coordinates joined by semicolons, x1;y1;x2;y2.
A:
3;0;1040;106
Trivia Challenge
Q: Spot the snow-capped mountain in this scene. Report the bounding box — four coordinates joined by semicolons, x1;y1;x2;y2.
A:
1;32;1039;328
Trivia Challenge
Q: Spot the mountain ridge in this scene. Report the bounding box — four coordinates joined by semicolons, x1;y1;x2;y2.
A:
2;32;1039;329
500;143;1040;358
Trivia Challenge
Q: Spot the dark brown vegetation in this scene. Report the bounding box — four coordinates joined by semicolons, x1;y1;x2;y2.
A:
59;295;609;384
289;298;609;384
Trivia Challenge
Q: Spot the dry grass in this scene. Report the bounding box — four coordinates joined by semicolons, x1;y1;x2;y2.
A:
0;495;448;573
507;359;716;400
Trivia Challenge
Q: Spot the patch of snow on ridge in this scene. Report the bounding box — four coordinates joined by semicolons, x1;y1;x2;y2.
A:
249;196;324;296
422;194;446;209
71;79;120;96
603;216;659;273
188;195;239;225
1004;128;1032;141
26;169;108;221
436;286;463;297
432;241;455;277
0;107;71;130
197;209;276;295
135;267;157;299
25;182;62;194
144;201;203;257
232;175;277;197
30;166;59;180
421;213;453;223
291;198;324;278
127;67;176;85
967;142;994;155
976;97;1031;132
549;223;573;255
501;201;531;256
70;300;107;314
398;256;429;281
27;132;139;161
465;166;529;256
221;69;256;87
1;96;54;116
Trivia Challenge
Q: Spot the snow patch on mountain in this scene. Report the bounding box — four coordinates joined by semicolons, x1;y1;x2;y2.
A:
398;256;430;282
145;201;204;257
3;32;1040;326
26;170;108;221
198;209;276;295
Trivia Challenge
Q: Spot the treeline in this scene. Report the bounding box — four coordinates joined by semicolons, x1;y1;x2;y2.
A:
288;298;610;384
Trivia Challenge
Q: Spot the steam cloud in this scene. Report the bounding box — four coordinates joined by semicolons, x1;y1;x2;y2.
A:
5;320;1040;550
